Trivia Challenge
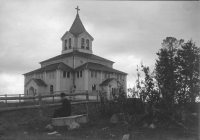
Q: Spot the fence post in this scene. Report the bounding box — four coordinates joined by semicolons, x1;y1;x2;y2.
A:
19;94;21;103
86;91;89;121
53;96;54;102
38;95;43;118
5;94;7;106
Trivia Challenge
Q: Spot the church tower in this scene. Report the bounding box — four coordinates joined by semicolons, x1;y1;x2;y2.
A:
61;6;94;54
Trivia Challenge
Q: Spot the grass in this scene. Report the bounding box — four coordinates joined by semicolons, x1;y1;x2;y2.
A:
0;103;199;140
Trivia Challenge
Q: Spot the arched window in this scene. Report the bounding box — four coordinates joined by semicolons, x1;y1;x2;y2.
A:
86;39;89;50
92;84;96;91
69;38;71;49
65;40;67;50
50;84;54;94
81;38;85;49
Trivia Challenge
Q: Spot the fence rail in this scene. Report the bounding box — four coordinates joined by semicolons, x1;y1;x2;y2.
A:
0;91;100;116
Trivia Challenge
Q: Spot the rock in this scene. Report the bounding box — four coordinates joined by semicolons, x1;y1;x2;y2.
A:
191;113;198;117
45;124;53;131
55;134;62;137
47;131;58;135
122;134;130;140
149;124;155;129
68;122;80;130
110;114;119;123
143;123;148;128
102;127;109;130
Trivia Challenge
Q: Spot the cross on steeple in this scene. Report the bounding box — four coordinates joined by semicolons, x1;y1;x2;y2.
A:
75;6;80;15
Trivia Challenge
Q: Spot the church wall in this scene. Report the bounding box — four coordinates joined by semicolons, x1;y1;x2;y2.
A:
88;70;101;91
75;77;84;91
60;73;73;91
78;32;92;51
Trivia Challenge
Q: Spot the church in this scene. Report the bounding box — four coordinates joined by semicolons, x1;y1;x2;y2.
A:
23;7;127;99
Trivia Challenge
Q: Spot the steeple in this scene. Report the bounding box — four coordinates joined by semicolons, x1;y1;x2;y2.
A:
69;7;86;37
61;6;94;55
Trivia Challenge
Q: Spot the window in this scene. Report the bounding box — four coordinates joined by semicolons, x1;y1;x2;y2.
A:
108;73;110;78
65;40;67;50
117;74;119;80
50;85;54;93
91;70;97;78
104;72;107;79
80;71;82;78
86;39;89;50
77;71;79;78
41;73;43;79
92;84;96;91
77;71;82;78
69;38;71;49
27;90;28;96
81;38;85;49
95;71;97;78
63;71;66;78
67;72;70;78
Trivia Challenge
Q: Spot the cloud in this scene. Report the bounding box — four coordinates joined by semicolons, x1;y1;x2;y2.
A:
0;1;199;95
0;73;23;95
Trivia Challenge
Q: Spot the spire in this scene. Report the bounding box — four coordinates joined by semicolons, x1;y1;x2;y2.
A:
69;6;86;37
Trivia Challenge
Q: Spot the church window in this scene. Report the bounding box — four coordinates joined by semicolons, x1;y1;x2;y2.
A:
63;71;66;78
117;74;119;80
92;84;96;91
95;71;97;78
86;39;89;50
69;38;71;49
50;85;54;93
67;72;70;78
65;40;67;50
80;71;82;78
104;72;107;79
91;70;94;77
108;73;110;78
91;70;97;78
81;38;85;49
77;71;79;78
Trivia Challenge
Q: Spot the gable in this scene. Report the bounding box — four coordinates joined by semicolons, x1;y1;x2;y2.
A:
78;31;94;41
61;31;74;41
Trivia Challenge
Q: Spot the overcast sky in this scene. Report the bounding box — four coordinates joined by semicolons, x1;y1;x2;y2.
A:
0;1;199;95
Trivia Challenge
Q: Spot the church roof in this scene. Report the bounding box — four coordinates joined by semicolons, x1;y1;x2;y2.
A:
69;14;86;37
32;79;47;87
99;78;116;86
40;51;114;64
75;62;127;75
23;62;73;75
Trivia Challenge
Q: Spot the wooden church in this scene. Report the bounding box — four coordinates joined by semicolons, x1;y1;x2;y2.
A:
23;7;127;99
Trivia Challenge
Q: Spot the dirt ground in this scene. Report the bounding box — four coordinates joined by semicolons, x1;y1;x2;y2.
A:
0;103;199;140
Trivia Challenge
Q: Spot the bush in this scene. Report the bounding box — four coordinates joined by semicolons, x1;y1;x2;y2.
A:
97;91;145;117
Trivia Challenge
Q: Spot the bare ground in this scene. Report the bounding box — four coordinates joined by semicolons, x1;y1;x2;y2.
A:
0;103;199;140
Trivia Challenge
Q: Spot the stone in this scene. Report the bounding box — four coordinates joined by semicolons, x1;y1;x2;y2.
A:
68;122;80;130
45;124;53;131
122;134;130;140
110;114;119;123
149;124;155;129
47;131;58;135
143;123;148;128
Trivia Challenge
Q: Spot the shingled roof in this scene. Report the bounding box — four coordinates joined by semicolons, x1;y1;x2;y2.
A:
100;78;116;86
69;14;86;37
40;51;114;64
32;79;47;87
75;62;127;75
23;62;73;75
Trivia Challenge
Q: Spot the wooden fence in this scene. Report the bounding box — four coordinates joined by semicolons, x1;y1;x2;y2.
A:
0;91;100;118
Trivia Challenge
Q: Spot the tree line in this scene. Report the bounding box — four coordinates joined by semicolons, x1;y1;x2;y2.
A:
133;37;199;112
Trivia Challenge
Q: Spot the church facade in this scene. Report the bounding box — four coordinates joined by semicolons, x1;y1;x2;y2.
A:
23;8;127;99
